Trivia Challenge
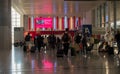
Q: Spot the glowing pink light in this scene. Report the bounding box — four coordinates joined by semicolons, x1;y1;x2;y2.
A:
42;60;53;68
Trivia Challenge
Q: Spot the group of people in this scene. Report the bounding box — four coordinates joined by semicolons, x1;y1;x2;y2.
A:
24;28;94;56
24;32;59;52
98;30;120;55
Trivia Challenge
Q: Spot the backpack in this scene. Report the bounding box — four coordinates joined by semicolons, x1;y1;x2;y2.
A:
62;33;70;42
74;35;81;44
25;35;31;41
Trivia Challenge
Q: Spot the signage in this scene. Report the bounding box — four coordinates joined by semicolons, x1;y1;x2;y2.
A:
35;17;53;28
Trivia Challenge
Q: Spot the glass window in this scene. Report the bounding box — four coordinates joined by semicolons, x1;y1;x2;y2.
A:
11;7;21;43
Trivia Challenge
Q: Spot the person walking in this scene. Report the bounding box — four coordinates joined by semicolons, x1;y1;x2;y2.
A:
62;28;71;57
115;30;120;54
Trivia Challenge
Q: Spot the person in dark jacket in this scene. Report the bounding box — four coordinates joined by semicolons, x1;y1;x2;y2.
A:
62;28;71;57
115;30;120;54
37;34;44;52
25;33;31;42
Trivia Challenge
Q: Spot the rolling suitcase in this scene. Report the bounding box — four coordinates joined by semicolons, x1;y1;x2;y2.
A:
30;46;36;53
56;49;64;57
108;47;114;55
70;47;76;56
23;45;27;52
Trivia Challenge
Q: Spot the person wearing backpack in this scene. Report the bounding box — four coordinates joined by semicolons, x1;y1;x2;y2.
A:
62;28;71;57
74;32;82;44
24;32;32;52
73;32;82;54
25;33;31;42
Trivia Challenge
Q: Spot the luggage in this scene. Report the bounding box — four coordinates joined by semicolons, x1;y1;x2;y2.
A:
79;43;83;50
23;45;27;52
86;44;93;51
73;43;80;52
30;46;36;53
108;47;114;55
56;49;64;57
70;47;76;56
14;42;19;47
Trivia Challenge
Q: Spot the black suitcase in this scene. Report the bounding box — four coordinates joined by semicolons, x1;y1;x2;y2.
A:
87;44;93;51
108;47;114;55
56;49;64;57
30;46;36;53
23;45;27;52
70;47;76;56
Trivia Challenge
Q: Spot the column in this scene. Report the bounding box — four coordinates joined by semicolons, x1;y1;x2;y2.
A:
73;16;75;30
78;17;81;26
67;17;70;30
62;17;64;30
24;15;29;31
28;17;31;31
56;16;59;30
31;16;34;31
0;0;11;50
107;1;112;33
113;1;117;34
70;17;73;30
58;17;62;30
99;5;102;27
103;3;106;27
53;16;56;31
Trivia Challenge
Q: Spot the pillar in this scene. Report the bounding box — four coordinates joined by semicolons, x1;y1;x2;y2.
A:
106;1;111;33
99;5;102;27
0;0;11;50
113;1;117;34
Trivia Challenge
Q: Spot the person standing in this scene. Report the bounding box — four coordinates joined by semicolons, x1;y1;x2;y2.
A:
115;30;120;54
43;35;48;49
62;28;71;57
81;34;87;53
24;32;32;51
37;34;44;53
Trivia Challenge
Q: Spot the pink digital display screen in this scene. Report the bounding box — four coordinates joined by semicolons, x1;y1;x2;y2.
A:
35;17;53;28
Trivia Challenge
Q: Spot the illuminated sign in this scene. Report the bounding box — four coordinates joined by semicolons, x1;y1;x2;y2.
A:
35;17;53;28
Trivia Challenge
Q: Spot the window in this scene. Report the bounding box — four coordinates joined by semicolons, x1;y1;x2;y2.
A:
11;7;21;43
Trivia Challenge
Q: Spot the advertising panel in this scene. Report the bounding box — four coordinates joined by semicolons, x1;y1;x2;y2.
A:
35;17;53;28
82;24;92;36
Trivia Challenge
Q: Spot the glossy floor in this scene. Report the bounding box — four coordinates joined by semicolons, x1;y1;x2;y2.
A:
0;46;120;74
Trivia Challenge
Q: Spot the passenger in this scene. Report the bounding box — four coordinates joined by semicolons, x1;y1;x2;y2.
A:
56;37;61;49
49;34;56;49
37;34;44;52
87;35;94;51
74;31;82;44
62;28;71;57
81;34;87;53
28;37;34;52
43;35;48;49
25;32;31;42
73;31;82;54
47;34;51;46
34;35;38;50
115;30;120;54
24;32;32;51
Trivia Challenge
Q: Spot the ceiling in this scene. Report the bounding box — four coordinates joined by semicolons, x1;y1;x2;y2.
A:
12;0;105;17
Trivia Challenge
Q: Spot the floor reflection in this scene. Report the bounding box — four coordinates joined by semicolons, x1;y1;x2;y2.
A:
1;46;120;74
11;46;22;72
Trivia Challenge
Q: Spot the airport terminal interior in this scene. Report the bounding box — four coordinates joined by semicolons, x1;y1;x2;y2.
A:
0;0;120;74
